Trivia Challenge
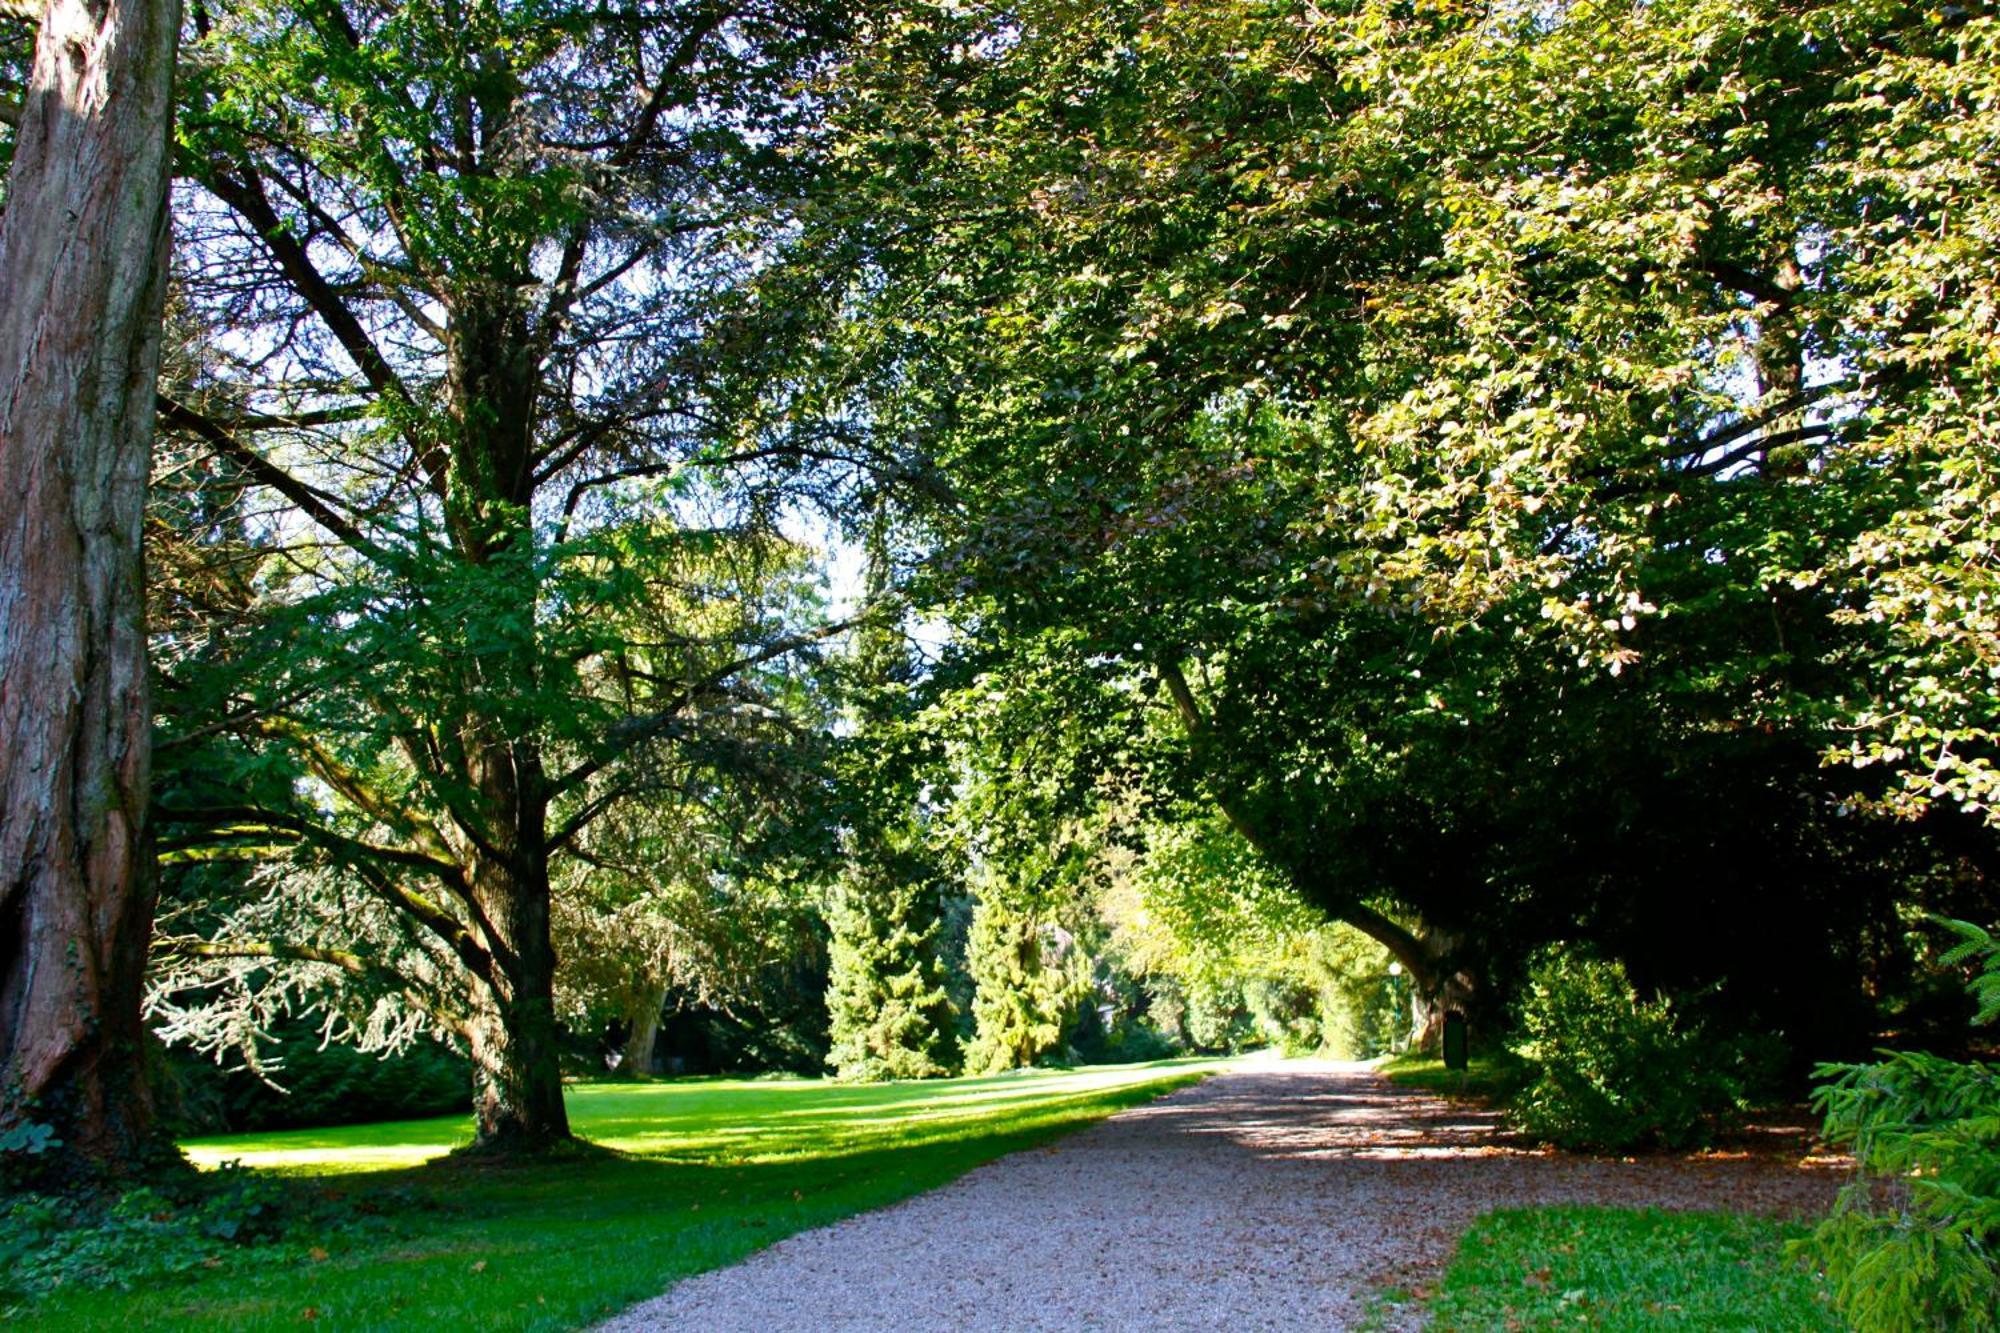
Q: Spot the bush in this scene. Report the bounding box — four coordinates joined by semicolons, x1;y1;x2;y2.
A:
1243;975;1321;1055
1802;919;2000;1333
1510;946;1750;1153
1068;1009;1181;1065
1306;925;1413;1059
1182;978;1255;1053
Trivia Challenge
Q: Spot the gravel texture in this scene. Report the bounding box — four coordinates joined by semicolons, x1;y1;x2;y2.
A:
597;1057;1841;1332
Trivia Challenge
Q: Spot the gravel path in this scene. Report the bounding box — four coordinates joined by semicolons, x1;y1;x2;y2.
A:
598;1058;1841;1332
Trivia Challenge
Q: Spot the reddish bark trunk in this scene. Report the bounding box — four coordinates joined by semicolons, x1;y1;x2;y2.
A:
0;0;180;1174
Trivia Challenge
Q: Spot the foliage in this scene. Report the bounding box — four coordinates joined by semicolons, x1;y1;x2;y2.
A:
550;797;824;1077
963;892;1092;1073
795;0;2000;1052
1427;1206;1839;1332
1097;811;1411;1057
1304;927;1413;1061
1511;948;1751;1153
1804;919;2000;1332
146;0;859;1145
822;525;961;1083
161;1021;469;1134
0;1164;421;1310
824;865;958;1081
20;1063;1218;1329
1068;1012;1180;1067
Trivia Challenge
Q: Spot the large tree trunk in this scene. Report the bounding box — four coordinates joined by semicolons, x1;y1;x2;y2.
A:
0;0;180;1178
464;971;570;1150
458;735;572;1152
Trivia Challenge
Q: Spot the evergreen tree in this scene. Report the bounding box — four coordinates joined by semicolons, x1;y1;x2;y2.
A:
965;893;1087;1074
823;506;957;1081
824;841;957;1081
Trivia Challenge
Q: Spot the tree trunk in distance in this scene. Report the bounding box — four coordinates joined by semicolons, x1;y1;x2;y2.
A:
0;0;181;1178
622;984;667;1077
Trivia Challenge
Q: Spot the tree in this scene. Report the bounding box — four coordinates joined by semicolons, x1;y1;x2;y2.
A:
802;0;2000;1036
151;0;854;1152
554;811;820;1079
0;0;181;1176
824;851;956;1081
822;515;957;1081
963;890;1085;1074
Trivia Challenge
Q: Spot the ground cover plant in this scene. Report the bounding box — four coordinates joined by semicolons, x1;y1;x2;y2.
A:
13;1061;1217;1330
1425;1206;1839;1331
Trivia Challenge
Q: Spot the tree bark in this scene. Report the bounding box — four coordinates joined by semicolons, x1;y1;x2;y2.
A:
464;974;570;1150
458;737;572;1151
0;0;180;1176
621;982;667;1076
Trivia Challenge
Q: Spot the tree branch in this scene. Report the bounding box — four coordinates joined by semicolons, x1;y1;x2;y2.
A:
158;393;378;554
549;609;878;800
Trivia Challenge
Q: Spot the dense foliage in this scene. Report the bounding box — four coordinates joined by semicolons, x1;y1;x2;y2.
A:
1806;920;2000;1332
734;0;2000;1065
824;865;958;1081
1510;948;1757;1153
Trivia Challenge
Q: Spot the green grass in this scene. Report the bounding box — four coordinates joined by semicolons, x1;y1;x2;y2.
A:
1379;1048;1532;1103
1425;1206;1841;1331
28;1058;1224;1331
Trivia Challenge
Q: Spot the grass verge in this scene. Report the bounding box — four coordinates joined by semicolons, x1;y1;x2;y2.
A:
21;1058;1221;1331
1379;1048;1531;1104
1425;1205;1840;1331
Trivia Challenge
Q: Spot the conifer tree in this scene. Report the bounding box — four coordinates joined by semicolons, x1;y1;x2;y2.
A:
823;511;957;1081
824;840;957;1082
964;893;1086;1074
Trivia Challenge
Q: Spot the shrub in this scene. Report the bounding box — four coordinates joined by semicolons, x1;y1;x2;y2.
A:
1181;978;1254;1053
1511;946;1749;1152
1306;925;1413;1059
1243;975;1321;1055
1068;1010;1181;1065
1802;919;2000;1333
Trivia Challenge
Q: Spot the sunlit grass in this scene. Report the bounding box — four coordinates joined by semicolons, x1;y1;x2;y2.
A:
35;1059;1225;1330
1425;1206;1840;1331
1378;1048;1531;1104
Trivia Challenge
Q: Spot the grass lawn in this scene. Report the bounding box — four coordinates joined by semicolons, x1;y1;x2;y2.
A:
1379;1048;1532;1104
1424;1205;1840;1331
26;1058;1223;1332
